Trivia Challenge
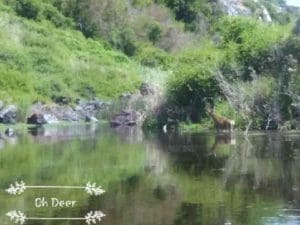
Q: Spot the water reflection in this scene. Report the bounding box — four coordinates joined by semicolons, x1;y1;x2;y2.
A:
0;126;299;225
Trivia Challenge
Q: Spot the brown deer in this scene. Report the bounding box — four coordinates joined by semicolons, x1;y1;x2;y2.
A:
206;108;235;132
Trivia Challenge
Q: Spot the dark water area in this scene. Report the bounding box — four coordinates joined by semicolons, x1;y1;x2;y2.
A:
0;124;300;225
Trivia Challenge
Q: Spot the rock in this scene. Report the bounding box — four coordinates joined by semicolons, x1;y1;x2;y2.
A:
261;5;272;23
27;113;46;125
59;106;80;121
220;0;251;16
27;103;79;124
85;115;99;123
75;99;105;120
0;105;18;124
5;128;15;137
27;99;107;125
140;82;154;96
43;114;59;124
110;110;143;127
27;113;58;125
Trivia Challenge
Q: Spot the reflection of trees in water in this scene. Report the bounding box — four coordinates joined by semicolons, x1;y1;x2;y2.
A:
223;133;298;200
156;132;236;175
174;203;203;225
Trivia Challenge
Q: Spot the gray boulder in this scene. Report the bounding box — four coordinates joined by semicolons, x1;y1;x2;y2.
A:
0;105;18;124
110;110;143;127
5;128;15;137
75;98;106;121
27;103;79;124
85;115;99;123
140;82;154;96
27;113;58;125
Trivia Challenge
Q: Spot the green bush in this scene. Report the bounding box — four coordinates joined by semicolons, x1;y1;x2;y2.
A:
167;64;219;121
0;10;141;104
110;28;138;56
147;22;163;44
217;17;289;79
15;0;41;20
40;4;74;28
135;45;172;69
163;0;201;24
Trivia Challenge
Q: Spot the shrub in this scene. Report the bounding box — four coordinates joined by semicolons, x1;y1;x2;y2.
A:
135;45;172;69
163;0;201;24
217;17;289;79
0;9;142;105
167;64;219;122
147;22;163;44
15;0;41;20
40;4;74;28
110;28;138;56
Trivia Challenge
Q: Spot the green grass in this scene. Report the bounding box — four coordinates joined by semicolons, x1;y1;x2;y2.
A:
0;3;142;106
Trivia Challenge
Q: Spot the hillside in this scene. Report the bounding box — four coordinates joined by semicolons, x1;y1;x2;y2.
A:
0;0;299;131
0;1;141;104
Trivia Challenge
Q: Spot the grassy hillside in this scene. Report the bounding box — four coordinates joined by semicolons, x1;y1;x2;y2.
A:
0;0;299;130
0;2;141;106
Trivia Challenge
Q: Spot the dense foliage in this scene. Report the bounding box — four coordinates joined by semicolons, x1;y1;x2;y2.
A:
0;0;299;130
0;1;141;105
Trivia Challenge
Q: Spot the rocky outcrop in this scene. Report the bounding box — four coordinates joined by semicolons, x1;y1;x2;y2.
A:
110;110;144;127
27;113;58;125
27;103;80;124
74;99;105;119
110;82;163;128
5;128;15;137
0;105;18;124
26;99;107;125
220;0;251;16
85;115;99;123
140;82;154;96
219;0;273;22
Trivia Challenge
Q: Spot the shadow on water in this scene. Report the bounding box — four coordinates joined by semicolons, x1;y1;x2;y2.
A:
0;125;300;225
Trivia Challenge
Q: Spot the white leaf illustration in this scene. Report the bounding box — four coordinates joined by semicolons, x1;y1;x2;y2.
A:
6;181;26;195
85;211;106;225
85;182;105;196
6;211;27;225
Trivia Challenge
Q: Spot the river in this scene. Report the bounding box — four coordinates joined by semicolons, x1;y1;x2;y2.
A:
0;124;300;225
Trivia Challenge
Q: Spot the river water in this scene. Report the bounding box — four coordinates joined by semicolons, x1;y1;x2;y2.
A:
0;124;300;225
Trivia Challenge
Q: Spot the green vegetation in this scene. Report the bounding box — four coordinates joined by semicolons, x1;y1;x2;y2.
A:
0;1;141;106
0;0;299;130
162;16;298;131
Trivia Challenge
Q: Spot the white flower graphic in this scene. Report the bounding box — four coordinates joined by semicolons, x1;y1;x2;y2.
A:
85;182;105;196
6;181;26;195
85;211;106;224
6;211;27;225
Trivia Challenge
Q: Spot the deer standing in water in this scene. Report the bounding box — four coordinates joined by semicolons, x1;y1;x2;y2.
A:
206;107;235;133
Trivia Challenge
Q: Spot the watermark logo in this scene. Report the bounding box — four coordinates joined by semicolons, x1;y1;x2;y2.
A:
5;181;106;224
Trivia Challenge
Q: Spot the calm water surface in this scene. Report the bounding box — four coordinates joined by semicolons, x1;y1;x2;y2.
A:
0;124;300;225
